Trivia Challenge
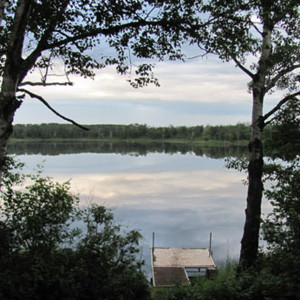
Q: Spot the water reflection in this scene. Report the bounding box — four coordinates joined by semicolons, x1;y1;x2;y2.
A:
13;149;250;276
8;140;247;158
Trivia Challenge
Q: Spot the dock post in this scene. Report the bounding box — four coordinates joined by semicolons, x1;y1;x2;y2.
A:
209;232;212;256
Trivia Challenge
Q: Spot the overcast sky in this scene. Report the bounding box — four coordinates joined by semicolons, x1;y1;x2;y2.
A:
15;54;278;127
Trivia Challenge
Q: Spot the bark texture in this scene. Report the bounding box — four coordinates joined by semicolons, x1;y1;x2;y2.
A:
239;14;272;269
0;0;34;179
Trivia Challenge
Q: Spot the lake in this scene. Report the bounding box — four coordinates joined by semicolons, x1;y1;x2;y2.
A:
8;141;270;276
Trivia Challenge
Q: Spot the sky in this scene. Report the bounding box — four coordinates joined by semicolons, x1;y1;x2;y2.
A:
14;54;277;127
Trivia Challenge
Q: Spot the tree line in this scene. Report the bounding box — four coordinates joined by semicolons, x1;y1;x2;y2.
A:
11;123;253;142
11;122;279;144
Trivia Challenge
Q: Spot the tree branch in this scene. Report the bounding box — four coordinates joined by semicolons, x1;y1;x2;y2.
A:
263;91;300;126
19;0;70;82
265;64;300;93
8;0;35;63
19;81;73;87
54;29;86;52
20;10;213;84
19;19;160;83
45;17;211;51
17;88;89;131
263;114;278;126
232;56;255;79
250;21;263;36
42;50;54;83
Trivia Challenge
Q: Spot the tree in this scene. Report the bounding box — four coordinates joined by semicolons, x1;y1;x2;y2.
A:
264;98;300;161
0;156;150;300
189;0;300;269
260;100;300;299
0;0;208;178
262;159;300;291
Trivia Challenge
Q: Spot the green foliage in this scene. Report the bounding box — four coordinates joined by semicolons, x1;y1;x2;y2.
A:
0;156;150;300
260;155;300;299
151;263;274;300
151;261;300;300
1;157;77;254
264;99;300;161
262;99;300;293
263;159;300;249
193;0;300;270
199;0;300;86
223;101;300;299
1;0;205;86
11;123;251;143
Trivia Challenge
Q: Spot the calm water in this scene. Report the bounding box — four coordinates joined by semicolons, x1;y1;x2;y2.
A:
8;141;270;275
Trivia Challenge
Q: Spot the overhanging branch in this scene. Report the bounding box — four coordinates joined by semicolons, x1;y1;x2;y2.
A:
250;21;263;36
43;17;212;51
265;64;300;93
232;56;255;79
18;0;70;82
20;19;168;82
21;12;213;83
17;88;89;131
19;81;73;87
263;91;300;126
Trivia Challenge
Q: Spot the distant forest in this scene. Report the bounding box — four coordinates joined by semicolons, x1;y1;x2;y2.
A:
10;123;275;143
11;123;252;141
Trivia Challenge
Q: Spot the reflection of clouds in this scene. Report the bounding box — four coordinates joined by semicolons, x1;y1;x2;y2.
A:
20;153;249;271
71;169;246;210
68;165;246;273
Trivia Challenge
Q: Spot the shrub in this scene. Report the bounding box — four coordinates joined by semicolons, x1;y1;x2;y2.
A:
0;156;150;300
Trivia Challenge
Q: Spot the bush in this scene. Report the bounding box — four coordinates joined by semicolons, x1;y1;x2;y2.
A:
0;156;150;300
150;262;291;300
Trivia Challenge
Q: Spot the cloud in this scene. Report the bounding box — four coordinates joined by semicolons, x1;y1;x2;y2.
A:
21;56;250;103
16;96;251;126
64;167;247;211
15;55;258;126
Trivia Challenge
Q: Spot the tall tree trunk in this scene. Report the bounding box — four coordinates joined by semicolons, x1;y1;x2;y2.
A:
0;96;22;173
239;15;272;269
0;0;33;181
239;91;264;269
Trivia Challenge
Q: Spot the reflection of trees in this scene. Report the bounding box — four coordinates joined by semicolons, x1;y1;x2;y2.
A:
8;141;247;158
